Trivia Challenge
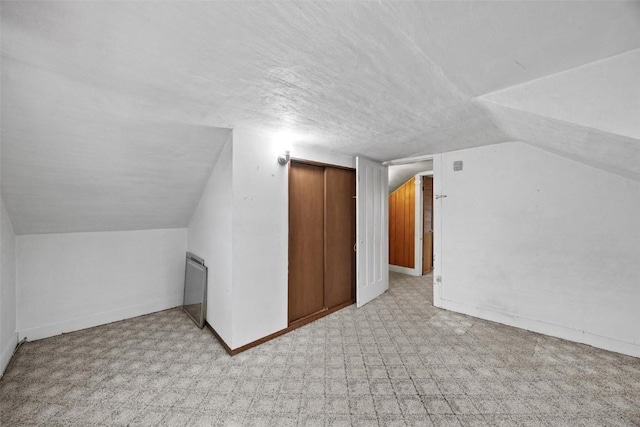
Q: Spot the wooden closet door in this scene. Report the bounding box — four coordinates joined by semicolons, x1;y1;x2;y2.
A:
289;162;325;323
324;167;356;309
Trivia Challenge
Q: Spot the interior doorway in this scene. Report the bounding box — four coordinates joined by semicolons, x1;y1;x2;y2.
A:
384;154;442;308
387;161;434;277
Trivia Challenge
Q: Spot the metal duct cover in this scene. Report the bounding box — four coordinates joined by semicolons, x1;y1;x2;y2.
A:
183;252;207;328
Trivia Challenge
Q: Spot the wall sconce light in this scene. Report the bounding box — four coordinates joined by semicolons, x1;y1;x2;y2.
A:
277;150;290;166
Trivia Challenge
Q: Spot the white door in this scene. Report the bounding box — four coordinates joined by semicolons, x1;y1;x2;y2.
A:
356;156;389;307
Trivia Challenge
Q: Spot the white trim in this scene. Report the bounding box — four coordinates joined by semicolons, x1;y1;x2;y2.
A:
389;264;421;276
412;176;422;276
18;293;183;342
0;333;18;376
438;298;640;358
432;155;443;306
415;172;434;276
383;154;436;166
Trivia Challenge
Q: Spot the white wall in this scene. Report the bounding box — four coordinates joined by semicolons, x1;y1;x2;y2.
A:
185;128;354;350
188;133;234;345
16;228;187;341
230;129;288;349
1;200;18;375
434;141;640;357
230;129;354;349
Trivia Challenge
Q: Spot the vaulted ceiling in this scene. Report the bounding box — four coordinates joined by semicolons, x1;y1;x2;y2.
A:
2;1;639;234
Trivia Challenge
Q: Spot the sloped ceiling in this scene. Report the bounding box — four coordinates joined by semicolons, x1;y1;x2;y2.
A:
389;161;433;194
479;49;640;183
481;50;640;140
2;55;231;234
1;1;639;234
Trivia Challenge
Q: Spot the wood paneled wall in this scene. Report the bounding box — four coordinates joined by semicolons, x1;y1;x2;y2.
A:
389;177;415;268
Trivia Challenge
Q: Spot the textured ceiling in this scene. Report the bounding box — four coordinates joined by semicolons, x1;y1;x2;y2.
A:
1;1;639;234
482;49;640;141
1;55;231;234
389;161;433;194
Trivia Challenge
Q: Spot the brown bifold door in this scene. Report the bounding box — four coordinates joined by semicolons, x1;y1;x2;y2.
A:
324;167;356;308
422;176;434;274
289;162;325;323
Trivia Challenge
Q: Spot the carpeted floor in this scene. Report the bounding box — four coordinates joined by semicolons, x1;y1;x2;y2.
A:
1;272;639;426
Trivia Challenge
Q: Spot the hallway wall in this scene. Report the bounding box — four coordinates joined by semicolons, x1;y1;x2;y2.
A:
389;177;415;269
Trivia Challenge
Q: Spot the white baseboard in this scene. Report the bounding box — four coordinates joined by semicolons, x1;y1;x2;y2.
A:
389;264;421;276
0;333;18;376
18;293;183;342
437;298;640;358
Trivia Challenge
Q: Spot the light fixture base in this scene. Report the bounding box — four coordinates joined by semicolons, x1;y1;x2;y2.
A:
277;150;290;165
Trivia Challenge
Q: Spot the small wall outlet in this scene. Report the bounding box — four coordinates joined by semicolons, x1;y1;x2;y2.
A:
453;161;463;171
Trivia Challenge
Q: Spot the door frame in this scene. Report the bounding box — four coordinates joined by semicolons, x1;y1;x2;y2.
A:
432;155;443;307
416;171;434;276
